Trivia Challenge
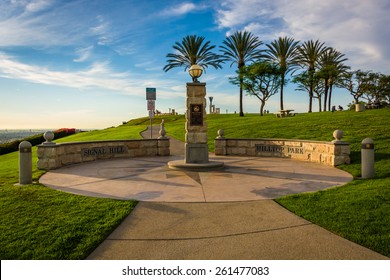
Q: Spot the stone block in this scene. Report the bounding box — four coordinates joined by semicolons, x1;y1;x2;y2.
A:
214;147;226;155
37;159;48;170
185;122;207;133
215;139;226;147
237;140;250;148
303;143;315;152
48;158;60;169
62;154;82;165
284;141;302;147
334;144;350;156
140;140;158;148
125;141;141;149
185;143;209;163
186;97;205;106
158;148;170;156
37;147;45;158
126;149;137;157
226;140;237;147
145;148;158;157
186;132;208;144
268;140;285;146
333;155;350;166
64;145;81;154
158;139;170;148
231;147;246;155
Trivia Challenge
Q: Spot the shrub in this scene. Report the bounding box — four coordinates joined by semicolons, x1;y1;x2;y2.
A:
0;130;75;155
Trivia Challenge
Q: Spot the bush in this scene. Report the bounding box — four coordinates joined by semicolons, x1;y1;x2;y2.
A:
0;130;75;156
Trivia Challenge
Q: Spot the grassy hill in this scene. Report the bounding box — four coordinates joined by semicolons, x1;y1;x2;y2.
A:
0;109;389;259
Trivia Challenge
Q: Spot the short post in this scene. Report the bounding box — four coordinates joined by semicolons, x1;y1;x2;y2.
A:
361;138;374;178
19;141;32;185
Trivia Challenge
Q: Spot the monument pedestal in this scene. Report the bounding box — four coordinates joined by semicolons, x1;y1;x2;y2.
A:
185;143;209;163
168;82;223;171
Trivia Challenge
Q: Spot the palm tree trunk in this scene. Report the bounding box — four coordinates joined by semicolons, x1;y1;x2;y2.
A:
280;75;285;110
308;70;314;113
328;84;333;111
318;96;322;112
239;79;244;117
323;79;329;112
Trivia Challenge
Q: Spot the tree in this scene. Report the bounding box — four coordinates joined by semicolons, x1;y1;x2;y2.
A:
264;36;300;110
378;75;390;104
339;70;371;104
361;72;390;105
220;31;263;116
231;61;281;115
317;48;349;111
163;35;223;82
297;40;329;112
293;71;324;111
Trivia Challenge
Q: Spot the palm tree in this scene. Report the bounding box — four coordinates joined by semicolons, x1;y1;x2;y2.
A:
163;35;223;82
297;40;329;112
326;51;349;111
264;36;300;110
317;48;349;111
220;31;263;116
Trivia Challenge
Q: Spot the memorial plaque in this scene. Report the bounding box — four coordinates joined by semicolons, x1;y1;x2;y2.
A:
190;104;203;126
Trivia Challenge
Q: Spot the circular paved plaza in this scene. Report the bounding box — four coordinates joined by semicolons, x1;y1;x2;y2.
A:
39;155;353;202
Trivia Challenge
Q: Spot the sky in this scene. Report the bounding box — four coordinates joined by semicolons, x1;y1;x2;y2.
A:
1;0;389;129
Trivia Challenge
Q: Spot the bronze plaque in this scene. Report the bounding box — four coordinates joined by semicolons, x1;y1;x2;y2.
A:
190;104;203;126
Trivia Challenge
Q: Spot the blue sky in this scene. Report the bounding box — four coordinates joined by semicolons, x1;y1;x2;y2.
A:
1;0;389;129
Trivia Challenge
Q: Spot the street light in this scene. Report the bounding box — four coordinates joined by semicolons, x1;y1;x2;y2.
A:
189;64;203;82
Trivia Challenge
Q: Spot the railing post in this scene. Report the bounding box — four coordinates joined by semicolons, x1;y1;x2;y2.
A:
19;141;32;185
361;138;374;178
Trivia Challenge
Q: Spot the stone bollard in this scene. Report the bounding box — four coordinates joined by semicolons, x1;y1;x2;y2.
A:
19;141;32;185
158;119;167;139
361;138;374;178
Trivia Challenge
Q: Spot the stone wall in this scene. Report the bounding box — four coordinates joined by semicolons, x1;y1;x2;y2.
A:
215;137;350;166
37;139;170;170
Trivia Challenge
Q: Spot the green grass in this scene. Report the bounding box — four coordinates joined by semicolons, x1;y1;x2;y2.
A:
162;109;390;257
0;122;146;259
1;109;389;258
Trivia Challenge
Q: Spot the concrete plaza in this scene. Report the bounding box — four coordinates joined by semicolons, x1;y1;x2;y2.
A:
39;127;388;259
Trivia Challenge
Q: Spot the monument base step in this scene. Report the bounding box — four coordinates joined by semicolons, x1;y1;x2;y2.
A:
168;160;224;172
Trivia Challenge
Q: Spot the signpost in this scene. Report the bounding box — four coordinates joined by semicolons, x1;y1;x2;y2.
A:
146;88;156;100
146;88;156;139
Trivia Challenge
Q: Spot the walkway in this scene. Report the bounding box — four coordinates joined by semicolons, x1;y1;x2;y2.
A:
39;126;388;259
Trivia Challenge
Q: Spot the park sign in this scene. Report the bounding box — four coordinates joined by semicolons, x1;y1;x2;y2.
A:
147;100;155;111
146;88;156;100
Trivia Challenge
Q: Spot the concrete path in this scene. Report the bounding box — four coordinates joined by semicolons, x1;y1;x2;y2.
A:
39;126;388;259
87;201;386;260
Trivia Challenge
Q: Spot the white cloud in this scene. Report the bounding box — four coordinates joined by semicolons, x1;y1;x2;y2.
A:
90;15;114;46
0;53;134;93
160;2;206;17
25;0;53;13
0;52;185;99
216;0;390;73
0;1;111;47
73;46;94;62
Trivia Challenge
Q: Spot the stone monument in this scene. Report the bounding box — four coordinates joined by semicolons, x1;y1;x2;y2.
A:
168;65;223;170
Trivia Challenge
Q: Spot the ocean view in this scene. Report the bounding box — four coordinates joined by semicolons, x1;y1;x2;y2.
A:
0;129;49;144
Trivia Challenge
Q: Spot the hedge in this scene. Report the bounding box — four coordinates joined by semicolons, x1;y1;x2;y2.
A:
0;130;72;156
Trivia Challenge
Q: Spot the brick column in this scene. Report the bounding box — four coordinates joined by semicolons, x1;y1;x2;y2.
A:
185;82;209;163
